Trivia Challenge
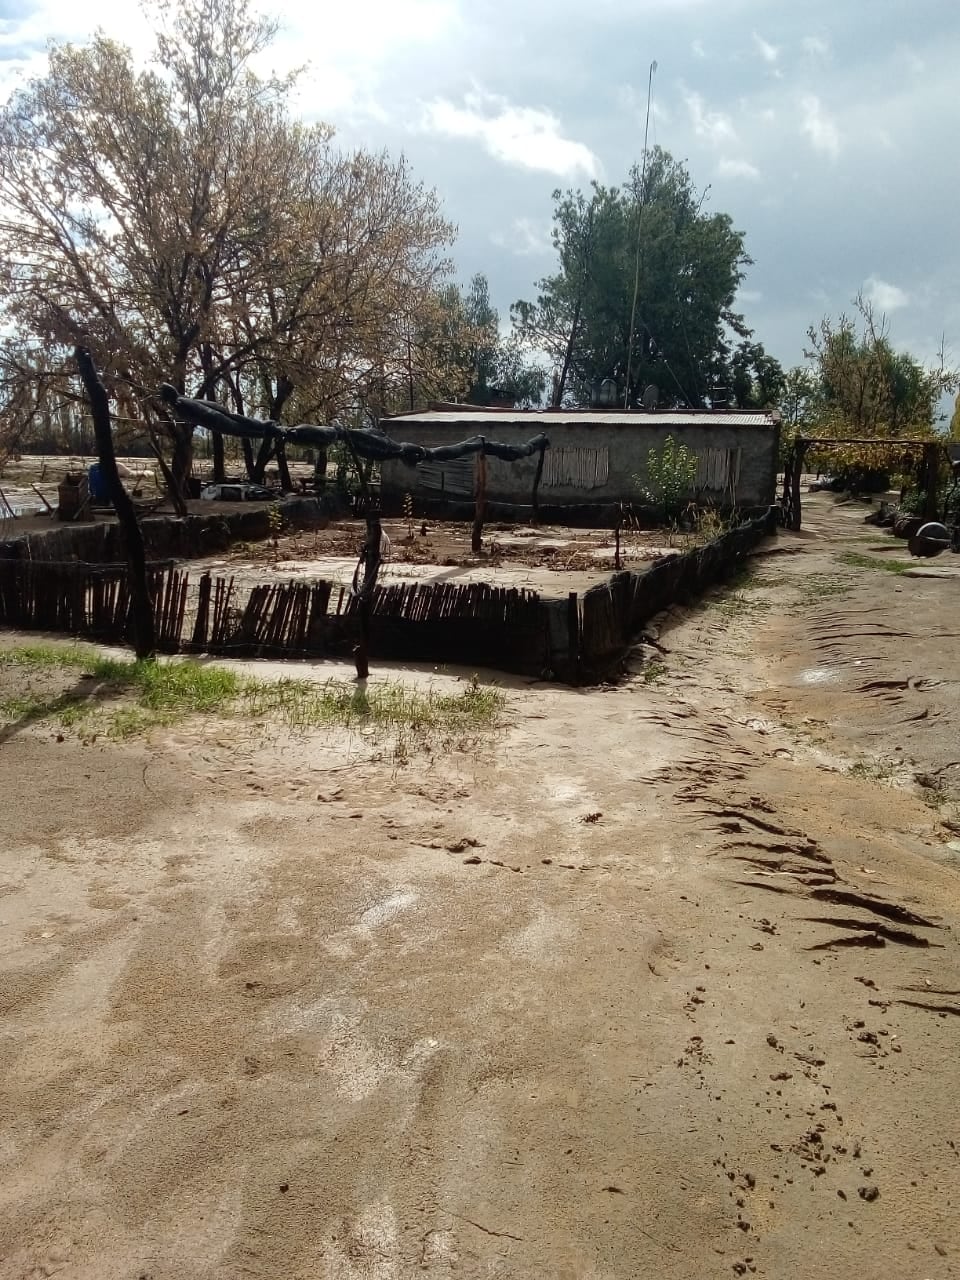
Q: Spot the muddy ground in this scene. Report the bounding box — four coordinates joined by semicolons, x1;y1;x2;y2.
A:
1;491;959;1279
198;518;684;598
2;453;676;592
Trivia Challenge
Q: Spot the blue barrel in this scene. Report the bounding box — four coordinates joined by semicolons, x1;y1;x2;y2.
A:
88;463;110;502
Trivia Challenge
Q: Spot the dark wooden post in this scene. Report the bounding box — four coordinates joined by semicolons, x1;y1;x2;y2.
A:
75;347;156;659
342;431;381;681
211;429;226;483
789;439;807;531
274;437;293;492
472;448;487;553
531;442;546;524
567;590;581;684
241;437;256;481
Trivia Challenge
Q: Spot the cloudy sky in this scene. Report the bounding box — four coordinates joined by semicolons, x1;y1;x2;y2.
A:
1;0;957;378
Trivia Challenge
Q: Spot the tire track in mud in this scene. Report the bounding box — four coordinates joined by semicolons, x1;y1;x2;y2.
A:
647;738;943;954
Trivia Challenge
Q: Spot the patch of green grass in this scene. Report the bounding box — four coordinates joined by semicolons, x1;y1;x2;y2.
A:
89;656;242;713
717;590;772;619
0;645;503;748
789;572;854;611
0;691;49;719
640;660;668;685
698;566;773;620
708;570;773;619
0;643;95;670
837;551;910;575
238;672;502;735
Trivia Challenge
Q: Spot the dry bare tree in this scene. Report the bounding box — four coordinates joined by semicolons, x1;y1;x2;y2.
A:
0;0;457;486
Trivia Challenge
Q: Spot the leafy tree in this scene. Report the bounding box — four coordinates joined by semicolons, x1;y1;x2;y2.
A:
780;367;817;430
729;339;785;410
950;394;960;441
804;295;955;438
801;294;958;487
511;148;773;409
458;274;544;406
385;273;544;412
0;0;455;487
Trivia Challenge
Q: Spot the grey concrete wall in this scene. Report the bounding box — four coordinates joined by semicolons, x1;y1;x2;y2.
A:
380;419;779;510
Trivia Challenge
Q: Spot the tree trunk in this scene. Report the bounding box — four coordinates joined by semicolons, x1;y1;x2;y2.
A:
169;421;194;502
252;436;274;484
241;438;256;480
211;429;226;483
149;436;188;518
75;347;155;659
554;298;582;407
314;448;328;491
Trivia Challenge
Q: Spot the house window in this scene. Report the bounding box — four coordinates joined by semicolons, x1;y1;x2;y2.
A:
543;446;610;489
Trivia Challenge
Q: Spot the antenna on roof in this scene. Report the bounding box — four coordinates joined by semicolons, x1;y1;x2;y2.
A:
641;383;659;410
625;59;658;409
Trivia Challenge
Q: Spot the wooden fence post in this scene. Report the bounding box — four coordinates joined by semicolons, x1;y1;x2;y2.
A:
472;449;487;553
789;439;807;531
75;347;156;659
531;443;546;524
567;590;581;684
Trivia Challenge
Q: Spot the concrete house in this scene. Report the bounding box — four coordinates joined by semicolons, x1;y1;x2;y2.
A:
379;407;781;517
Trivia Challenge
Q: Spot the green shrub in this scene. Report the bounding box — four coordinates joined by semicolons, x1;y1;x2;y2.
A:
635;435;699;521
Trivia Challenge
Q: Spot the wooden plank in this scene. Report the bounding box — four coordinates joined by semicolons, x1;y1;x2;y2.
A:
192;573;212;650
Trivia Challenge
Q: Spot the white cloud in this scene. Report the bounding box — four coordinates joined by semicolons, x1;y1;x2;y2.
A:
799;94;840;159
738;288;763;304
683;90;737;147
421;90;599;178
864;276;910;313
752;32;779;64
692;39;706;59
717;157;761;181
801;35;830;58
0;0;461;117
491;216;553;257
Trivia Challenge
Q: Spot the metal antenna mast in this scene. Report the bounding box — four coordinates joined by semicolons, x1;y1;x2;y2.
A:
625;59;657;409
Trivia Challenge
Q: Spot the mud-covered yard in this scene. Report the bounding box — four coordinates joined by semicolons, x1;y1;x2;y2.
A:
1;491;959;1279
193;516;688;597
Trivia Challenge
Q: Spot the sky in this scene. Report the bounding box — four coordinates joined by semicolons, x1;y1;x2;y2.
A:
1;0;958;380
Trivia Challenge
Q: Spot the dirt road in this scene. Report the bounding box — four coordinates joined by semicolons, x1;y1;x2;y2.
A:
1;492;959;1278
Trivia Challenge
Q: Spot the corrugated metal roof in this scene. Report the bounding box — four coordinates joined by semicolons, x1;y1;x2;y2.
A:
386;410;776;428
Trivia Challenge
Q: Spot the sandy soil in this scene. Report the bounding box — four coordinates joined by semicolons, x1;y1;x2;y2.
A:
1;491;960;1279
